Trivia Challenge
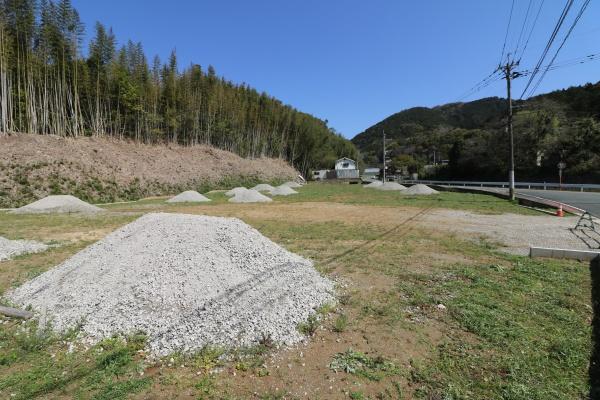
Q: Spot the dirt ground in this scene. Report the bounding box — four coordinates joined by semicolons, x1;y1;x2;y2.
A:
130;201;591;256
0;134;297;207
0;194;593;399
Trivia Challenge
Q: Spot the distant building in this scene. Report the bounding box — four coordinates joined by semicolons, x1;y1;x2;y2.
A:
312;170;328;181
362;167;380;182
334;158;359;179
335;157;357;170
311;157;359;181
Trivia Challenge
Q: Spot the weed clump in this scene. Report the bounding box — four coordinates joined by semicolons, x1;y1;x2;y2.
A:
333;314;348;333
297;314;319;336
329;349;400;381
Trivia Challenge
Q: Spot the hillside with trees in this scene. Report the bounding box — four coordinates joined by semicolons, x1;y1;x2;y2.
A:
353;82;600;182
0;0;357;175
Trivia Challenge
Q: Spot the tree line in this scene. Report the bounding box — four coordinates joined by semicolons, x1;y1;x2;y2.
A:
0;0;357;174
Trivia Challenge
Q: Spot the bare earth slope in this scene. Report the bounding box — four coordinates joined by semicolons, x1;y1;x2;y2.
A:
0;134;297;207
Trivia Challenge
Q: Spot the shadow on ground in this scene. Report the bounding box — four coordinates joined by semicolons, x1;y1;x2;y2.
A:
590;257;600;399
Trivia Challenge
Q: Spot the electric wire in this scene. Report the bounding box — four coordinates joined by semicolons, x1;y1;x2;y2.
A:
518;0;545;61
519;0;575;99
499;0;516;65
514;0;534;58
526;0;592;97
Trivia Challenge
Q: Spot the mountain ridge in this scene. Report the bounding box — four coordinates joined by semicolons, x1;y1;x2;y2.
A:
351;82;600;182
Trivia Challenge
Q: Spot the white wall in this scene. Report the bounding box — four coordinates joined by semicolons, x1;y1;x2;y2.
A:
335;159;356;170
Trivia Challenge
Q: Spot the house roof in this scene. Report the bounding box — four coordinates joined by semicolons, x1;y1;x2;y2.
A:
336;157;355;163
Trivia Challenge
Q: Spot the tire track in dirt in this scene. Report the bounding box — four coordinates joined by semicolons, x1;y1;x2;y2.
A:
321;207;434;267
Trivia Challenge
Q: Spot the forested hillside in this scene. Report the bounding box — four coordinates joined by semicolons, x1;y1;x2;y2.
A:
0;0;357;174
353;82;600;182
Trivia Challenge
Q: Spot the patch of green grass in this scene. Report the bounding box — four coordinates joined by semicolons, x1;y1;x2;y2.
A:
349;390;366;400
259;391;288;400
399;255;592;399
297;314;320;336
231;344;270;373
0;327;149;400
0;212;137;242
91;377;151;400
277;183;540;214
194;375;216;399
317;302;336;315
333;314;348;333
329;349;401;382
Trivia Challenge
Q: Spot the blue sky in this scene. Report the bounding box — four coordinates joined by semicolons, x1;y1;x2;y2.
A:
72;0;600;138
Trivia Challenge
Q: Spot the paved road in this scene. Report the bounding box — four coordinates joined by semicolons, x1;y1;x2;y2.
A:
517;189;600;216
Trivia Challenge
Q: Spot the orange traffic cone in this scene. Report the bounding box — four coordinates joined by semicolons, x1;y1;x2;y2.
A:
556;205;564;217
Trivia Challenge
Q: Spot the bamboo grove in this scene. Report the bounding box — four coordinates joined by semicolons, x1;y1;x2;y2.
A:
0;0;357;174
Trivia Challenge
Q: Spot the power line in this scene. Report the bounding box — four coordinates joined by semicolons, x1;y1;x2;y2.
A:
519;0;575;99
526;0;592;97
518;0;545;61
514;0;534;57
456;70;504;102
499;0;516;65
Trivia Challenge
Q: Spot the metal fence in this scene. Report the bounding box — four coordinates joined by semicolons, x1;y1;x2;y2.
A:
403;180;600;192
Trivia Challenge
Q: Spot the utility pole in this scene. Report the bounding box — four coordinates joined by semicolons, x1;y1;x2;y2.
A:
499;58;521;201
382;129;386;183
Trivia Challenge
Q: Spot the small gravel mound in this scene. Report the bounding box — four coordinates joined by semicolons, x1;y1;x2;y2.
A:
270;185;298;196
225;187;248;197
252;184;276;192
403;184;439;195
374;182;406;191
229;189;273;203
282;181;302;188
7;213;334;355
166;191;211;203
11;195;104;214
0;236;48;261
364;181;383;188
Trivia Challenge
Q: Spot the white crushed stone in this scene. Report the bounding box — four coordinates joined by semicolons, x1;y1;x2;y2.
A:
229;189;273;203
225;187;248;197
7;213;334;356
403;184;439;195
166;191;211;203
282;181;302;188
252;184;276;192
270;185;298;196
421;209;592;255
0;236;49;261
364;181;383;188
11;195;104;214
374;182;406;191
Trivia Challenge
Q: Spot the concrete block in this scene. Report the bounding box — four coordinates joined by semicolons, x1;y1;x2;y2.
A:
530;246;600;261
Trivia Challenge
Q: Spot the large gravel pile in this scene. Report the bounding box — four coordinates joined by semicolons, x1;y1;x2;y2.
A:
166;191;211;203
252;184;276;192
0;236;48;261
375;182;406;191
7;213;334;355
229;189;273;203
403;184;439;195
282;181;302;188
11;195;104;214
225;187;248;197
270;185;298;196
364;181;383;188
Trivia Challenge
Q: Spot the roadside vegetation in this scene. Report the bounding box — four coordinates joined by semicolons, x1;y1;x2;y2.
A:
0;184;593;399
